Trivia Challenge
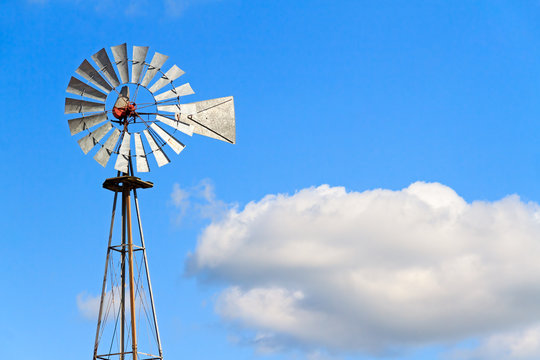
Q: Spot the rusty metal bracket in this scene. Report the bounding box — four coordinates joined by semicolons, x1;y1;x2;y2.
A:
103;176;154;192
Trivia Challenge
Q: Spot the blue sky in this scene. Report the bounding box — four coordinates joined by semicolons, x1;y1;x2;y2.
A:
3;1;540;359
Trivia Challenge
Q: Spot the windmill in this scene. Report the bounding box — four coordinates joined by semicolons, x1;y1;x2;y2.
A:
65;43;235;360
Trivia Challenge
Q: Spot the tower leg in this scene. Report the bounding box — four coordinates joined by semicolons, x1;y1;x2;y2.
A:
93;192;118;360
125;188;138;360
121;190;126;360
134;188;164;358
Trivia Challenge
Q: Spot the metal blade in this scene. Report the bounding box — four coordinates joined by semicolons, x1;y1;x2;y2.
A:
66;77;107;102
65;98;105;114
76;59;113;93
156;104;180;113
94;128;121;167
77;122;113;154
132;46;149;84
134;133;150;172
111;43;129;84
156;103;197;115
68;112;108;135
140;52;169;87
148;65;185;93
154;83;194;101
92;48;120;88
114;132;131;173
156;114;193;136
178;96;236;143
150;123;185;154
143;129;170;167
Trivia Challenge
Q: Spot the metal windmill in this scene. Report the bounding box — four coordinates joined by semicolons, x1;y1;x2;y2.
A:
65;43;235;360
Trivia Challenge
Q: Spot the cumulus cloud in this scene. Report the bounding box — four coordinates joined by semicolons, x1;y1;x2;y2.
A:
185;182;540;355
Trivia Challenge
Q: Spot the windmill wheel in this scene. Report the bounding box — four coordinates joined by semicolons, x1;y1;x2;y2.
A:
65;43;235;174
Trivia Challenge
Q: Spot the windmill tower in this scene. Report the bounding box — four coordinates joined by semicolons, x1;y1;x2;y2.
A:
65;43;235;360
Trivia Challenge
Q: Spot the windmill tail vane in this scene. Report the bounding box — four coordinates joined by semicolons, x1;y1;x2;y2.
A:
65;43;236;360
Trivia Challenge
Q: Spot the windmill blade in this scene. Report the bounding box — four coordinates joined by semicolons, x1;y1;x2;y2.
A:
132;46;149;84
143;129;170;167
68;112;108;135
76;59;113;93
111;43;129;84
94;128;121;167
66;77;107;102
77;122;113;154
150;123;185;154
65;98;105;114
140;52;169;87
157;103;197;115
156;114;193;136
179;96;235;144
154;83;194;102
156;104;180;113
92;48;120;88
148;65;185;93
114;132;131;173
134;133;150;172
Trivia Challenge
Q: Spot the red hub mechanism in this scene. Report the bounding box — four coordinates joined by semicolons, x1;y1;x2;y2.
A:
113;101;136;120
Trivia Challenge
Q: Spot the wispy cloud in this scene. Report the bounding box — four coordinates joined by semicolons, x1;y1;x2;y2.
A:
449;325;540;360
164;0;190;17
76;292;103;320
171;179;235;224
76;288;122;321
186;182;540;357
76;287;145;321
26;0;220;17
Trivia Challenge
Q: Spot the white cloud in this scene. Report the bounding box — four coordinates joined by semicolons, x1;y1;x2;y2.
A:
186;182;540;355
77;292;102;320
165;0;190;17
450;325;540;360
171;179;235;224
26;0;217;17
76;287;146;322
76;288;120;320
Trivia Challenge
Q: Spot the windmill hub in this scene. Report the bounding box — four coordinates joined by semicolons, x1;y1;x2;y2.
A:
112;101;137;120
112;85;138;120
